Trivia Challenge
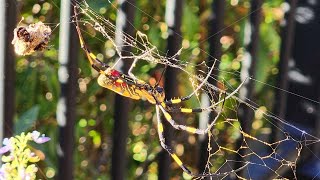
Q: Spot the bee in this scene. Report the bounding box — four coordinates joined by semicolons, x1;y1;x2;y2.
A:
12;21;51;56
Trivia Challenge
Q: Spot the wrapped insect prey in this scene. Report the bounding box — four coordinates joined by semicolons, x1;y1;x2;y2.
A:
12;21;51;56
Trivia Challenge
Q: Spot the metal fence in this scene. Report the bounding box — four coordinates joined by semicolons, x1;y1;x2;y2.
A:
1;0;320;179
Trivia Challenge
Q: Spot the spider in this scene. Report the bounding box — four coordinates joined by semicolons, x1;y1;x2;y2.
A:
73;6;229;177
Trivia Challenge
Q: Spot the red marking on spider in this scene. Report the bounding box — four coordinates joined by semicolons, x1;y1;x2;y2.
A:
110;69;120;77
114;81;126;87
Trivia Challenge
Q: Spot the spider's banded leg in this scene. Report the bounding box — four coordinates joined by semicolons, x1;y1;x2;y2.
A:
164;96;193;105
73;6;109;73
158;105;221;135
157;105;240;179
166;92;226;114
165;67;247;114
164;60;216;106
168;106;215;114
164;98;217;114
166;78;246;114
155;105;193;176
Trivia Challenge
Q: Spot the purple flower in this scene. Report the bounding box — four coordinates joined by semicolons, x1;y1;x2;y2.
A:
31;131;51;144
0;138;11;154
0;165;6;178
0;146;11;154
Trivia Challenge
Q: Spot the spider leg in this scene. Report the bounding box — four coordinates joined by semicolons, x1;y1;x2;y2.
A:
74;6;110;73
163;59;216;107
158;105;221;135
155;105;193;176
163;96;217;113
162;59;215;106
164;91;224;114
156;104;233;178
168;106;213;113
164;78;246;113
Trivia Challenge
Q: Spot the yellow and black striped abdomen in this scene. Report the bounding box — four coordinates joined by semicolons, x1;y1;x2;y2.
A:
97;73;164;104
97;74;142;100
98;74;163;104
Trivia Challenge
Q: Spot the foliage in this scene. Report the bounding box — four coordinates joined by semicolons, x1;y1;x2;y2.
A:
13;0;285;179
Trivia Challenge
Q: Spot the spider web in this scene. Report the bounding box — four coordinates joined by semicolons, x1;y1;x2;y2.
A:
70;0;320;179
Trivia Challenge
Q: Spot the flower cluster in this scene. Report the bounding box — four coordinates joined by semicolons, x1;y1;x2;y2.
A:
0;131;50;180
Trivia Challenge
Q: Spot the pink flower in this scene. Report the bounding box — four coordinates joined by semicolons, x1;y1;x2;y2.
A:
31;131;51;144
0;138;12;154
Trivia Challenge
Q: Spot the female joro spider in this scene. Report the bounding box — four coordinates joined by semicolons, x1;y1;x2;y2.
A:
74;6;228;177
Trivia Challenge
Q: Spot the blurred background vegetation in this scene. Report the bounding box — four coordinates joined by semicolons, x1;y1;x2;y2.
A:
6;0;318;179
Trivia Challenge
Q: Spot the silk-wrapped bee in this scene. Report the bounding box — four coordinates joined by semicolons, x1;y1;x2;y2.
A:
12;21;51;56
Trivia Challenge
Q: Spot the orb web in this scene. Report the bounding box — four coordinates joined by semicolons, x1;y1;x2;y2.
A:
70;0;320;179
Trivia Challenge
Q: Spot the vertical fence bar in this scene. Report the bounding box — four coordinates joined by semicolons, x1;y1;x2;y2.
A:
271;0;297;142
57;0;78;179
158;0;183;179
4;0;16;138
0;0;6;142
316;80;320;155
279;0;318;178
111;0;135;179
0;0;16;139
235;0;262;177
310;2;320;158
198;0;225;174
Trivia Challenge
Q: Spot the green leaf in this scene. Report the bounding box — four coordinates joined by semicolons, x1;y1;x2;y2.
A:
15;105;40;134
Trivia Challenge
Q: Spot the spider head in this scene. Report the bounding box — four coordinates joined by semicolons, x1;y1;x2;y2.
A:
151;85;165;103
